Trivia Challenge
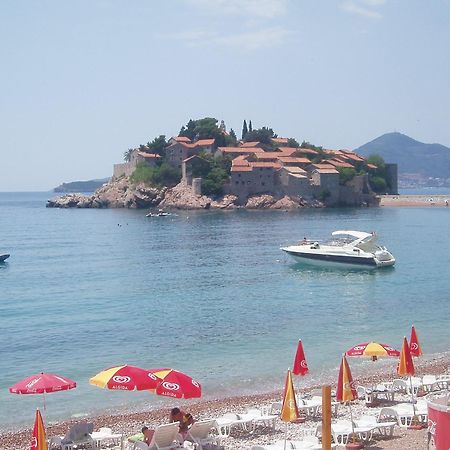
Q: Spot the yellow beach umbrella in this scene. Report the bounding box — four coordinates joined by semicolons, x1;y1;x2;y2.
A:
30;408;48;450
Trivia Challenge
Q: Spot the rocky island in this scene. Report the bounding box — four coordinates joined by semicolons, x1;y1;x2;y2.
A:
47;117;397;210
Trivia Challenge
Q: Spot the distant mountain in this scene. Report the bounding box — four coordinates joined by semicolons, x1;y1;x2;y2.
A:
356;132;450;178
54;178;110;193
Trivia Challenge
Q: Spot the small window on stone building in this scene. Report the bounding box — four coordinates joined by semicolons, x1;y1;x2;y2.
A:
235;181;239;185
241;181;245;185
238;174;241;177
262;182;265;186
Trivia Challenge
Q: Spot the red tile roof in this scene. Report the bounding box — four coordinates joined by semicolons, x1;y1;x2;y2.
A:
328;159;354;168
195;138;215;146
231;166;253;172
218;147;264;154
314;168;339;174
367;163;378;169
283;166;307;174
311;163;337;170
271;137;289;144
137;152;161;158
173;136;191;143
278;157;311;165
254;152;285;159
296;147;318;155
250;162;282;169
240;141;261;147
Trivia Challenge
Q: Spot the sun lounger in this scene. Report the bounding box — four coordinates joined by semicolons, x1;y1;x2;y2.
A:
91;427;123;447
131;423;180;450
316;420;374;445
378;401;428;428
215;412;254;438
185;419;218;449
60;422;95;450
238;408;278;432
353;415;397;437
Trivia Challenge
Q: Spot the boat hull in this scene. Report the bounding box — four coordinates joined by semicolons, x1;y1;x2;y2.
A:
0;254;10;262
282;249;394;269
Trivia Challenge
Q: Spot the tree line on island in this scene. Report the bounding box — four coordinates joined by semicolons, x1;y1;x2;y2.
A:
123;117;390;197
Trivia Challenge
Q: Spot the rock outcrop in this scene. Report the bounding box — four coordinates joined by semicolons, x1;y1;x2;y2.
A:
47;178;324;210
47;177;165;209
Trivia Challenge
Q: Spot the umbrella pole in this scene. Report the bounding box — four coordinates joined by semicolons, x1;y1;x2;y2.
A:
409;376;416;417
43;391;46;411
284;422;288;450
349;402;356;443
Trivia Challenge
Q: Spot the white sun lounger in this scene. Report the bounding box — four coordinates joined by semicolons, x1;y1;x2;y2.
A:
238;408;278;432
378;401;428;428
185;419;218;449
353;415;397;437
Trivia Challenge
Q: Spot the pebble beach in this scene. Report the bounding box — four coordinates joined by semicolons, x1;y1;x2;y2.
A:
380;194;450;207
1;354;448;450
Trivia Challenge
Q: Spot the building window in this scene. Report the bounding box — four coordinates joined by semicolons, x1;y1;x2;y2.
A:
235;181;239;185
262;182;265;186
238;174;241;177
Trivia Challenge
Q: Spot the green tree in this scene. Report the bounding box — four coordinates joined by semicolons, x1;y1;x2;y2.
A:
366;154;389;192
146;135;168;156
130;162;180;187
242;120;248;139
243;127;276;144
225;128;238;147
287;138;299;147
179;117;226;146
300;141;323;151
248;120;253;133
337;167;357;185
123;148;134;162
369;176;387;193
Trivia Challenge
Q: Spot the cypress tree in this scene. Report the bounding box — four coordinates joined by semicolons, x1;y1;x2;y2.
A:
248;120;253;133
242;120;248;139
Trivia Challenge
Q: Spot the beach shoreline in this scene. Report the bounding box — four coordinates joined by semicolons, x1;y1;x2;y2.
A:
2;353;448;449
380;194;450;207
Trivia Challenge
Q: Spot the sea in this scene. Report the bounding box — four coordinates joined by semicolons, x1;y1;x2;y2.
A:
1;190;450;430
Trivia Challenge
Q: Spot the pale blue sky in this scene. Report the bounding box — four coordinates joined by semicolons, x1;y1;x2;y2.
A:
1;0;450;191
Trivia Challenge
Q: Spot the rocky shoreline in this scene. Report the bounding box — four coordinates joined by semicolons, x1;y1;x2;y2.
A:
46;177;326;210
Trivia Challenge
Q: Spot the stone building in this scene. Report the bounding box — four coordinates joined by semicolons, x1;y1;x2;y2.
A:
113;150;161;179
166;139;216;171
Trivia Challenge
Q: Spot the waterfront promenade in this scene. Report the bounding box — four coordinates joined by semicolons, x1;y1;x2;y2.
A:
380;194;450;207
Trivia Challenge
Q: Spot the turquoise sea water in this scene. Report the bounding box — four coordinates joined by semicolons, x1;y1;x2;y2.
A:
1;192;450;429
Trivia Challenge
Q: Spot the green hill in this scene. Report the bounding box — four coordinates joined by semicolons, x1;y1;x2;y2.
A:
54;178;109;193
356;132;450;178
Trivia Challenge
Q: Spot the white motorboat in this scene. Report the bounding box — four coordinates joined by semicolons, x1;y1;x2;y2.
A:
0;253;10;262
281;230;395;268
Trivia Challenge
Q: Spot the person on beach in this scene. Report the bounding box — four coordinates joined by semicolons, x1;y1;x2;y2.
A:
142;426;154;446
169;407;194;439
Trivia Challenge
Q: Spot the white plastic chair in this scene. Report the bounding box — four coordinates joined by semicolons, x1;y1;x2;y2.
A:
354;415;396;437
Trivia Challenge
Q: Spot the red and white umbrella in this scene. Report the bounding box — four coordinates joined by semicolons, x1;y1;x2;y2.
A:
9;372;76;410
89;365;161;391
9;372;76;394
292;340;309;376
149;368;201;399
346;342;399;361
409;325;423;358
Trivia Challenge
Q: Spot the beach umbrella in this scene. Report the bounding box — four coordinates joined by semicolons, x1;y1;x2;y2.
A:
292;340;309;376
409;325;423;358
148;368;201;399
398;336;417;416
336;355;362;449
30;408;48;450
281;369;299;450
346;341;400;361
89;365;161;391
9;372;76;410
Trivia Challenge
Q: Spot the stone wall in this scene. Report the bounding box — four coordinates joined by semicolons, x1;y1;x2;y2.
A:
113;162;135;179
230;167;276;201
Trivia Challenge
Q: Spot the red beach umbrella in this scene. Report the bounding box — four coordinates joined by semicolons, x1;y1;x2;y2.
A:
346;342;400;361
336;356;362;449
336;355;357;403
30;408;48;450
9;372;76;394
148;368;201;399
292;340;309;376
398;337;415;377
9;372;76;411
89;365;161;391
409;325;423;358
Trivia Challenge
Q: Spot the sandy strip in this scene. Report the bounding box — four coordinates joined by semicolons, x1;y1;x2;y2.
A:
380;194;450;207
1;355;448;450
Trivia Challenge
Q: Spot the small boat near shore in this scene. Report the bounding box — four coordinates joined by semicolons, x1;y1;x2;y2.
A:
146;209;172;218
281;230;395;268
0;253;10;262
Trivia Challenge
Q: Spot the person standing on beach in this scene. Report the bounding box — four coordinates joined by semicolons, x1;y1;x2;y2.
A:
169;407;194;440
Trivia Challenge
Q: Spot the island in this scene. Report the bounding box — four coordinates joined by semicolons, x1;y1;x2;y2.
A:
47;117;397;210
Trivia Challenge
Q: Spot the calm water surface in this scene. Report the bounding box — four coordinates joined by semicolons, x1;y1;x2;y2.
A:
1;192;450;428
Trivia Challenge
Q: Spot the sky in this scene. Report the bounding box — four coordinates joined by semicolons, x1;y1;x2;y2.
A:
1;0;450;191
